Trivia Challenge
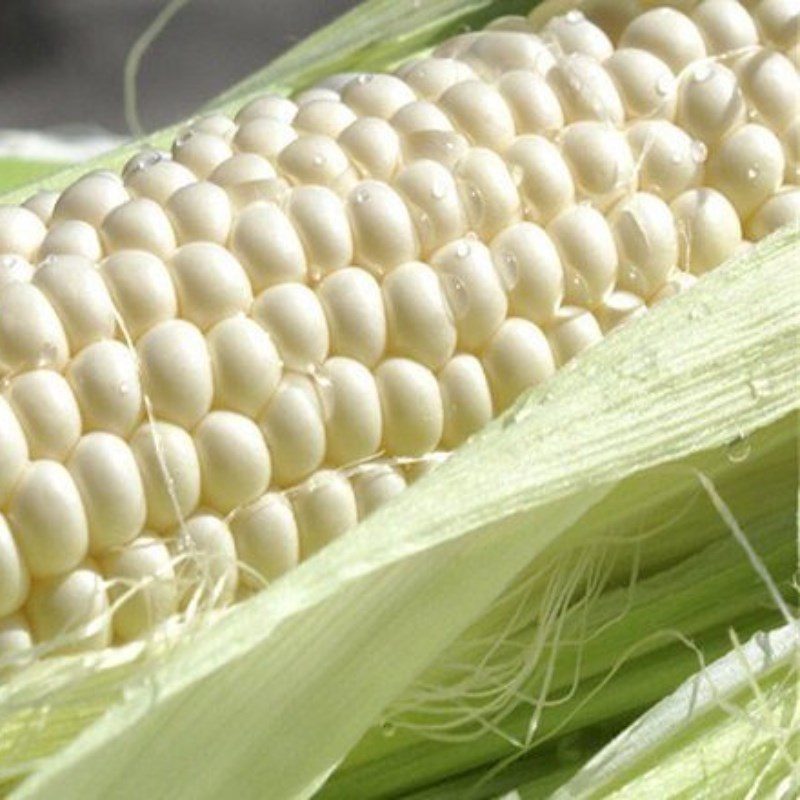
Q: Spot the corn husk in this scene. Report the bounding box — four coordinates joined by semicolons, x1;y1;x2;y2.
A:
1;0;798;797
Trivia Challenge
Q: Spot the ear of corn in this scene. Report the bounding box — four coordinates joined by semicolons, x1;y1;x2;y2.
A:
0;0;797;796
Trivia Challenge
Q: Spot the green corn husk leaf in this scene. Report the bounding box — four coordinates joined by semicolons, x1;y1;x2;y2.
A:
544;622;800;799
1;0;798;798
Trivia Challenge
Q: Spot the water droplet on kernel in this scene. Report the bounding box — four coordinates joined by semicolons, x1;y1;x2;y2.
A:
441;273;470;320
690;140;708;163
655;74;674;96
565;9;584;23
496;250;519;290
354;188;370;204
455;240;470;258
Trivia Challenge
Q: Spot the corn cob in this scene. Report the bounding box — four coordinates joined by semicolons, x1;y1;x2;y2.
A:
0;0;797;660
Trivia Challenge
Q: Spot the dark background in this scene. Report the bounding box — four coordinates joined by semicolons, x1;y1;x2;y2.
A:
0;0;359;136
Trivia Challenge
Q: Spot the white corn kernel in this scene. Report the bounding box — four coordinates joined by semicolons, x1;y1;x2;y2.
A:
33;255;117;350
252;283;329;371
230;201;308;289
317;267;387;367
172;131;233;178
746;187;800;238
548;205;618;307
671;187;743;273
286;186;353;276
785;118;799;182
604;48;677;120
610;192;679;296
595;290;648;332
173;512;238;606
8;461;89;578
39;220;103;262
376;358;443;457
455;147;522;239
0;397;28;507
210;153;276;186
433;239;508;351
461;31;556;78
486;14;531;32
439;80;517;150
347;180;420;273
101;198;176;259
753;0;800;49
130;422;201;532
184;113;237;141
401;130;471;170
338;117;402;180
736;49;800;133
293;470;358;558
137;320;213;429
0;205;45;262
233;117;298;160
352;464;407;517
278;133;354;188
627;120;704;201
691;0;760;56
68;433;146;554
394;160;467;255
318;357;383;466
66;341;142;437
619;7;707;72
391;100;454;134
294;99;358;138
561;122;637;210
397;57;478;100
342;73;417;119
0;255;33;289
194;411;271;514
677;61;746;143
0;613;33;662
489;222;564;325
100;536;177;642
548;53;625;125
23;190;60;225
505;135;575;225
0;513;29;616
235;94;298;125
707;123;785;217
543;11;614;60
260;374;326;487
546;306;604;366
27;564;109;651
0;283;69;374
482;318;555;411
231;493;299;587
498;70;565;137
438;354;493;447
166;181;232;245
5;370;81;461
383;261;456;370
53;172;129;227
125;159;196;205
206;316;282;418
101;250;177;340
168;242;253;331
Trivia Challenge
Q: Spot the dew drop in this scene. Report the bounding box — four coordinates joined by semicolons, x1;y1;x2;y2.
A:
38;341;59;366
655;73;674;96
691;62;713;83
354;188;370;204
496;250;519;290
356;73;374;86
313;372;335;422
726;433;751;463
565;9;584;23
746;165;759;180
747;376;771;401
690;140;708;164
455;240;470;258
441;272;470;320
430;181;447;200
509;163;525;188
380;720;397;737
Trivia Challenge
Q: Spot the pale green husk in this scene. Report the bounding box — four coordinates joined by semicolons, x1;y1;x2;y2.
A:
0;1;798;798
